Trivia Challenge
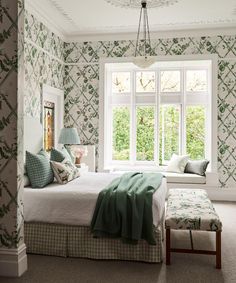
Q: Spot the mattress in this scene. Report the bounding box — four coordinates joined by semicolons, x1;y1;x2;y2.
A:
23;172;167;227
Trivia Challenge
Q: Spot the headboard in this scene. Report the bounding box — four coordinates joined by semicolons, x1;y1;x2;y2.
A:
24;116;43;158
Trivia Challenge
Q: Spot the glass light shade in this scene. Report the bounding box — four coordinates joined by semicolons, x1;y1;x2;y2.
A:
133;56;156;69
58;128;80;145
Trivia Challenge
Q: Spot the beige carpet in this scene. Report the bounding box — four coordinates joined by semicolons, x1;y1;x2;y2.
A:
1;202;236;283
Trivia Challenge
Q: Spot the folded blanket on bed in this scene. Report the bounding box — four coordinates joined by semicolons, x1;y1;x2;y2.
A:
91;172;163;245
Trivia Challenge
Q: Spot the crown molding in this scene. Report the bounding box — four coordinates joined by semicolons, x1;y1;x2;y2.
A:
64;25;236;43
48;0;78;29
26;0;236;43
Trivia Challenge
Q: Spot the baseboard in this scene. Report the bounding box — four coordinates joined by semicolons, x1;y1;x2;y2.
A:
206;187;236;201
167;184;236;201
0;243;27;277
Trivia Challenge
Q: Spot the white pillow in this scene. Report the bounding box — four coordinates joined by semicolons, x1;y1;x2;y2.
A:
166;154;189;173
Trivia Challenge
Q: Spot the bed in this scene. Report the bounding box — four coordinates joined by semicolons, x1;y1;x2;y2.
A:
24;172;167;263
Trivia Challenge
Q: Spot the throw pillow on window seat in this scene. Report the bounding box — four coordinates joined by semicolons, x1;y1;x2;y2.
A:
166;154;189;173
184;159;210;176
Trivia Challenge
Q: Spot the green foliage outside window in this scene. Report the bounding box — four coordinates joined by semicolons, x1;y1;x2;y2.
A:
112;105;205;162
159;105;180;165
112;107;130;160
186;106;205;159
136;107;154;161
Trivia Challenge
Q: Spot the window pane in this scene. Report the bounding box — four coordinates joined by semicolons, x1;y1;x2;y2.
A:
136;106;155;161
160;71;180;92
186;106;205;159
136;72;155;93
159;105;180;165
112;107;130;160
186;70;207;92
112;72;130;93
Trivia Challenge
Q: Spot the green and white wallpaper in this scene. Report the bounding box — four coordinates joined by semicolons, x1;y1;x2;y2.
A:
63;37;236;188
0;0;25;249
24;10;64;119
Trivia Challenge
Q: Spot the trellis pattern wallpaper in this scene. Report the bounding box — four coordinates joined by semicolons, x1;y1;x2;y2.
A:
64;37;236;187
0;0;25;248
11;8;236;189
24;10;64;119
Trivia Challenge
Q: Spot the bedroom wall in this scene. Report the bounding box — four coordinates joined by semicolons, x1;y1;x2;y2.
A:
0;0;27;275
24;10;64;120
63;36;236;188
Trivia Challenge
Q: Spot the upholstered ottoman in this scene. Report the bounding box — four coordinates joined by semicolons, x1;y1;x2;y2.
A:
165;189;222;268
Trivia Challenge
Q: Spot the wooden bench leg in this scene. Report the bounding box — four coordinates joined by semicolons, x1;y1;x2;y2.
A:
216;231;221;269
166;228;171;265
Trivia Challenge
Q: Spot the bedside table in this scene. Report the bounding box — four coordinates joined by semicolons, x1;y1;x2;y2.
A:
75;163;89;175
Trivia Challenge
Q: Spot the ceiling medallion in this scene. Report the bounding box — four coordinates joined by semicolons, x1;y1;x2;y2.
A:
105;0;178;9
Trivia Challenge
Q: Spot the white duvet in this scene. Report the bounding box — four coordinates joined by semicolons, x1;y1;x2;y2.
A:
23;172;167;227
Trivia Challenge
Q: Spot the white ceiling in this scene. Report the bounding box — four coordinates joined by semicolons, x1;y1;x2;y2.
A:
26;0;236;41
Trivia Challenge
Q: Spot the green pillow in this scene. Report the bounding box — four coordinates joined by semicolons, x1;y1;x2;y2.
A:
184;159;210;176
26;150;54;188
50;147;73;163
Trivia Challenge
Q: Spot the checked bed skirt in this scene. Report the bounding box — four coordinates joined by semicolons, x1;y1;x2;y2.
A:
24;222;164;263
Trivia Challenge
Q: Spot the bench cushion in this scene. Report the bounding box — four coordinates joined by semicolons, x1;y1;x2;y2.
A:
165;189;222;231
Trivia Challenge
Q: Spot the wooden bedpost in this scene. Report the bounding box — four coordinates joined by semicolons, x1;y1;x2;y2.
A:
166;228;171;265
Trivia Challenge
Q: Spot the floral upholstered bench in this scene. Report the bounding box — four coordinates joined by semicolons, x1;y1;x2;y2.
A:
165;189;222;269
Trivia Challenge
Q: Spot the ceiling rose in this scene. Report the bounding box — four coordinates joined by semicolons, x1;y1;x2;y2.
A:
105;0;178;9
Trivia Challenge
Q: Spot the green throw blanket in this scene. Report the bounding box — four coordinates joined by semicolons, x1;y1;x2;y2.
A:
91;172;163;245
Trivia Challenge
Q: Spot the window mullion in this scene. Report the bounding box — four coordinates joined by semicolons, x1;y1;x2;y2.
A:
155;69;160;166
181;68;186;155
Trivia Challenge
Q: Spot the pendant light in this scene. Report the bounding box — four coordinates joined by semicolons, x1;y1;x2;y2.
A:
133;0;155;68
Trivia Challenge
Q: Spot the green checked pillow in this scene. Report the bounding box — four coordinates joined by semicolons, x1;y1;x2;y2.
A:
51;159;80;184
50;147;73;163
26;150;54;188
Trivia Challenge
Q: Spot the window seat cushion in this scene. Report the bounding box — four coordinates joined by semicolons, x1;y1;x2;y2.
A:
162;172;206;184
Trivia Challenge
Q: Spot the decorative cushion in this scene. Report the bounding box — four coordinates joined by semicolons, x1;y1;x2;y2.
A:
26;150;54;188
166;154;189;173
165;189;222;231
185;159;210;176
51;159;80;184
50;147;73;163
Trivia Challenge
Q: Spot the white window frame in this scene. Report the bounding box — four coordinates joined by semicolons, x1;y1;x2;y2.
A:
99;55;218;174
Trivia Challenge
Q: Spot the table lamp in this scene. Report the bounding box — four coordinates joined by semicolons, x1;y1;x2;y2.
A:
58;128;80;163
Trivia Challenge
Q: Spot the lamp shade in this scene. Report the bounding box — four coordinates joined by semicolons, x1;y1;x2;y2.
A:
58;128;80;145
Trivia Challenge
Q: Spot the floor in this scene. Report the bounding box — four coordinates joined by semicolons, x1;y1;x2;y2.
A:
1;202;235;283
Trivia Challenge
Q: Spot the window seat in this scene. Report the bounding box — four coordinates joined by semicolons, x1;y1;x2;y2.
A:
109;169;206;185
162;172;206;184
